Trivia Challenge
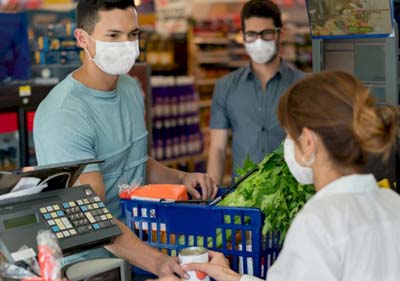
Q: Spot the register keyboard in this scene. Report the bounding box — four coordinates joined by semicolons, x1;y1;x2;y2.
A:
0;185;121;262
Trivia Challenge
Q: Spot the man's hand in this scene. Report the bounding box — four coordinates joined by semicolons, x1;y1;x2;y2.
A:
183;250;241;281
182;172;218;200
154;254;187;278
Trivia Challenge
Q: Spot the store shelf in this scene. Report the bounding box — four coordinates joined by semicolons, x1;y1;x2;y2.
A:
194;37;230;45
195;78;217;86
197;57;231;64
160;151;208;166
226;60;248;68
40;3;76;11
199;99;212;108
192;0;246;3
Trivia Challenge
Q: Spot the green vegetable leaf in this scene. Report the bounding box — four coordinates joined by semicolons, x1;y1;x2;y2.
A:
218;143;316;244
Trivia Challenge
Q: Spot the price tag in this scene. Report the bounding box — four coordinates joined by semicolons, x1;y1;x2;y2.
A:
19;85;31;97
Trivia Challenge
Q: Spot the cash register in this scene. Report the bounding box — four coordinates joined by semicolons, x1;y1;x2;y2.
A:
0;160;127;280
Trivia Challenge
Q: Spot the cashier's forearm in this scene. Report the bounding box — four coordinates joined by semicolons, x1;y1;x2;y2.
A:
105;219;165;274
146;157;186;184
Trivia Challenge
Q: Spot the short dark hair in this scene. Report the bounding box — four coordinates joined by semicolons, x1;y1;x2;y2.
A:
241;0;282;31
76;0;136;34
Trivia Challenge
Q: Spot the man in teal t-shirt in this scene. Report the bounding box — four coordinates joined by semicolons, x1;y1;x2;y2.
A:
33;0;216;278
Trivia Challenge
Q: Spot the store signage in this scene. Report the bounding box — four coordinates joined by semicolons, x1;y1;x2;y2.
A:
155;0;188;35
306;0;393;39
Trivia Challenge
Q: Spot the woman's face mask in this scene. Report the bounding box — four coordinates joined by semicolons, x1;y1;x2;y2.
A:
85;33;140;75
283;135;316;185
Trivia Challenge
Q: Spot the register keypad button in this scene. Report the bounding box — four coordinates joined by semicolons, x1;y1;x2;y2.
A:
62;203;70;209
51;226;60;232
63;231;70;237
46;206;53;212
61;217;73;229
43;213;51;220
40;208;47;213
47;220;55;226
69;201;76;207
56;233;64;239
77;200;84;206
69;229;77;236
94;196;101;202
53;205;60;211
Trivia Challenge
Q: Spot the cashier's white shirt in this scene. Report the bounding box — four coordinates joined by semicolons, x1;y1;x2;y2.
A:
241;174;400;281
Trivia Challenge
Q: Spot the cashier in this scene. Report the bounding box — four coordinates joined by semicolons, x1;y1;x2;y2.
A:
177;71;400;281
33;0;216;278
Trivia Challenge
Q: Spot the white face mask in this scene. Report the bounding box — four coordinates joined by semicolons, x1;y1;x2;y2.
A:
245;39;276;64
86;35;140;75
283;137;314;185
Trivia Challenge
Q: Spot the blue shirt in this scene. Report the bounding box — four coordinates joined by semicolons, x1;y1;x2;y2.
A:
34;73;148;219
210;61;304;177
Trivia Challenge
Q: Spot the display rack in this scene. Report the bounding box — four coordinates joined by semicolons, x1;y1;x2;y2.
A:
0;82;56;167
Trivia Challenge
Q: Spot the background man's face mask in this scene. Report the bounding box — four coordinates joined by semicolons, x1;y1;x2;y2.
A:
85;34;140;75
245;39;277;64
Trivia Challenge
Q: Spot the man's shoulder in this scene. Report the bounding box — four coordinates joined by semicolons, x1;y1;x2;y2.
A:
217;66;248;84
282;62;305;82
35;75;86;122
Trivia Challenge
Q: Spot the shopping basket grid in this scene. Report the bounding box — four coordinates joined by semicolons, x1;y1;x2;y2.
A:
121;198;281;278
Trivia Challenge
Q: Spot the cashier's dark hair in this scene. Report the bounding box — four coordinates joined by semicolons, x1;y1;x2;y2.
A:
277;71;400;170
241;0;282;31
76;0;136;34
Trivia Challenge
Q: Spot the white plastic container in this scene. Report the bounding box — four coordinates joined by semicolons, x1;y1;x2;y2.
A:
179;247;210;281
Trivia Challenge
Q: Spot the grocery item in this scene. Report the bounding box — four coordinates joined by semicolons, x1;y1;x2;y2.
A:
218;144;315;242
179;247;209;281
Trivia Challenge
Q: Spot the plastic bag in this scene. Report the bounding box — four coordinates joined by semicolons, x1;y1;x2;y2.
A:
0;262;38;279
118;177;142;199
37;230;63;281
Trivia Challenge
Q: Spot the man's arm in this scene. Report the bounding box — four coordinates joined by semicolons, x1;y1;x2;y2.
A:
78;172;186;278
146;157;217;199
207;129;229;185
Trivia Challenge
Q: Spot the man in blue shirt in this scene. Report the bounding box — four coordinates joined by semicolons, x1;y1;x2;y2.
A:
207;0;304;184
34;0;216;278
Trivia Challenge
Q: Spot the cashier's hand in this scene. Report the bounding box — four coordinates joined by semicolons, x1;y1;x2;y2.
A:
182;172;218;200
183;250;242;281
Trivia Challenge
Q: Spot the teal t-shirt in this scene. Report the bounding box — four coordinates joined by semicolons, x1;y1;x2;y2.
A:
33;73;148;262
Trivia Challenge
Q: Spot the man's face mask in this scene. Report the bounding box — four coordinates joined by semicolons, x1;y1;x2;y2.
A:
85;32;140;75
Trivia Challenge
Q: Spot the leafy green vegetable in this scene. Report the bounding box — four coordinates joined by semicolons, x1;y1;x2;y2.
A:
218;144;315;243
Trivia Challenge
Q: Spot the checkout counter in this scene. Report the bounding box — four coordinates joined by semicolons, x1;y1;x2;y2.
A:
0;160;130;281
